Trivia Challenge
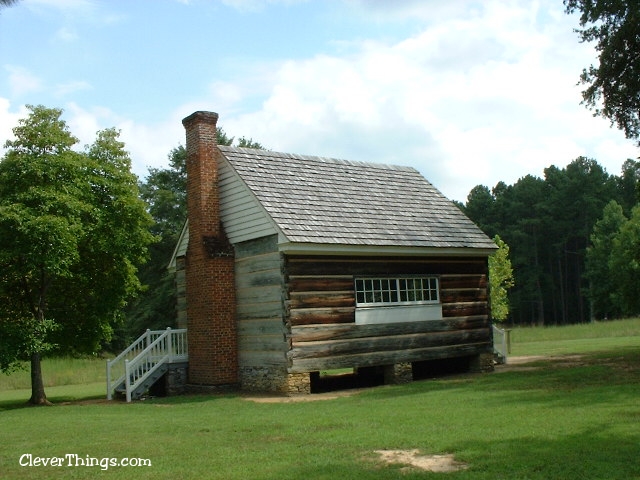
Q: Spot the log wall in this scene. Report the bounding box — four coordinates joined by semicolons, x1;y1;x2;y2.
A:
234;235;289;391
284;255;492;373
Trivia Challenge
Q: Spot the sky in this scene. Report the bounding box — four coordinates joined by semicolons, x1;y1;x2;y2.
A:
1;0;638;203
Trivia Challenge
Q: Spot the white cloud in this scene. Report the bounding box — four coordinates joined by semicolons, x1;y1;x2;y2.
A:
54;80;91;97
214;0;637;201
0;99;29;149
0;101;182;180
220;0;307;13
4;65;43;97
54;26;78;42
24;0;95;10
63;103;184;179
23;0;126;27
117;116;185;179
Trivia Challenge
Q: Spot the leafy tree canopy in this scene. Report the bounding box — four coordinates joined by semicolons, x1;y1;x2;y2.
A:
0;105;155;404
463;156;633;325
585;200;627;319
488;235;515;322
565;0;640;144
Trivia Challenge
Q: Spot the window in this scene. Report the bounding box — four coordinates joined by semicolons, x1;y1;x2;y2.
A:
355;277;440;307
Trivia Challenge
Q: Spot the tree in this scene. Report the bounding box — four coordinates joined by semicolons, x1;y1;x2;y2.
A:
541;157;616;324
236;136;264;149
463;185;496;236
488;235;514;322
609;205;640;316
585;200;627;319
565;0;640;144
498;175;548;326
121;146;188;340
0;0;19;8
617;159;640;213
0;106;154;404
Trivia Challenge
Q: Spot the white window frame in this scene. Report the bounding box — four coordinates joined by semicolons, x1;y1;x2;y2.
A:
354;276;442;325
355;276;440;307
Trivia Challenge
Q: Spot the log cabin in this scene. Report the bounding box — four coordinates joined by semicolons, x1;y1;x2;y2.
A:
169;110;498;394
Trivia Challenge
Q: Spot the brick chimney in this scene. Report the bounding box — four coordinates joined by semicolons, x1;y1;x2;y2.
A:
182;111;238;386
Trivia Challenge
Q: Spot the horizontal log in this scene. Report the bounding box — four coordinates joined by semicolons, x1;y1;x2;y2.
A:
287;291;355;309
288;275;355;292
237;302;282;321
236;285;282;305
240;350;287;368
288;343;490;373
439;274;488;289
290;316;489;342
289;329;490;359
289;307;355;326
235;251;281;273
443;302;488;317
235;268;281;289
239;334;288;353
234;234;278;258
440;288;488;303
238;318;285;336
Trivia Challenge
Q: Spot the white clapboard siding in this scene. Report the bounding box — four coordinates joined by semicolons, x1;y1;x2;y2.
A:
218;156;278;244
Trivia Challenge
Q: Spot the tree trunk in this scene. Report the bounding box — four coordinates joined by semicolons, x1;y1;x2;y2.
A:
28;352;50;406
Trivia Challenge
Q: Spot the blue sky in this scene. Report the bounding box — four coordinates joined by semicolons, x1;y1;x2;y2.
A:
1;0;638;202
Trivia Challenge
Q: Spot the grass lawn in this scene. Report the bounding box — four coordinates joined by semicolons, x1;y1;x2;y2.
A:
0;319;639;479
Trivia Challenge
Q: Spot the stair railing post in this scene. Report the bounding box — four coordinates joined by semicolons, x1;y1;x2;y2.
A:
502;328;508;364
125;359;132;403
166;327;173;362
106;359;112;400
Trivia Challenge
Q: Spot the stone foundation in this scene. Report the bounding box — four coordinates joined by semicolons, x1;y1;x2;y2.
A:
237;367;312;395
148;362;190;397
239;366;289;393
287;372;311;395
166;362;189;395
470;352;494;373
383;362;413;384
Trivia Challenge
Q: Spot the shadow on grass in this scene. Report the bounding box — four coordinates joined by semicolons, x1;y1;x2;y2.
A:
357;347;640;403
452;428;640;480
0;393;108;411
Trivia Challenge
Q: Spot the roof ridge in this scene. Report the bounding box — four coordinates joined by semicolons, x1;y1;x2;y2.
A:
218;145;418;173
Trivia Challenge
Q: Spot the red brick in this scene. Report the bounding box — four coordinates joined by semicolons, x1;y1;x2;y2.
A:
182;111;238;386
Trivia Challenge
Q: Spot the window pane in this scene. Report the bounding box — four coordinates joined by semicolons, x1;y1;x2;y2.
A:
356;276;439;305
430;278;438;301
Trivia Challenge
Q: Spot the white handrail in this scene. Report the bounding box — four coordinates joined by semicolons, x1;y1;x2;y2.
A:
107;328;187;401
492;324;509;364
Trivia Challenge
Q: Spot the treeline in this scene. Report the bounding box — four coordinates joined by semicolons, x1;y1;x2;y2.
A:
461;157;640;326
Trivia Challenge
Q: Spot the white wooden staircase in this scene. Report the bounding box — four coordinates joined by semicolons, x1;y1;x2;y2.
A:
106;328;188;402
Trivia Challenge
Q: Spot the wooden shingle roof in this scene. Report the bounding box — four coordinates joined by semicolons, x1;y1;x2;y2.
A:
219;146;496;251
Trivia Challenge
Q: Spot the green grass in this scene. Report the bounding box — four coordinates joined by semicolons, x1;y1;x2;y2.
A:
507;317;640;356
0;355;107;391
0;320;639;479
